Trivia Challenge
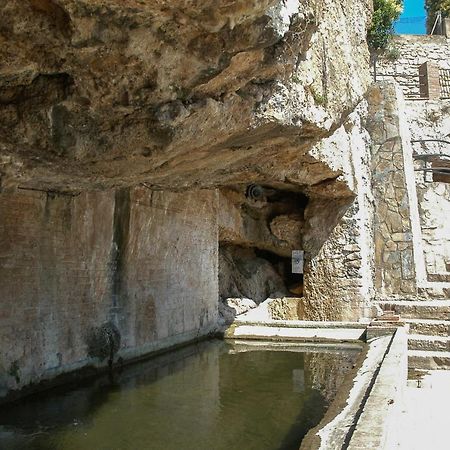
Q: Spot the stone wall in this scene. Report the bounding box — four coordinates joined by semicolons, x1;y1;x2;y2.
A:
307;82;444;306
376;36;450;299
377;35;450;98
366;83;417;299
304;103;376;321
403;99;450;298
0;187;218;400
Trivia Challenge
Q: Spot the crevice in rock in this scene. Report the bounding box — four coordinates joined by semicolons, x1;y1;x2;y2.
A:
218;244;290;304
110;188;131;327
0;73;74;106
29;0;72;38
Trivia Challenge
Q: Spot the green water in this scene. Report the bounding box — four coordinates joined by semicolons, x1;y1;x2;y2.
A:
0;340;360;450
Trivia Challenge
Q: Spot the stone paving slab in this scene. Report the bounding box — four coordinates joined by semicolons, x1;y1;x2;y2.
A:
384;370;450;450
377;301;450;320
408;334;450;351
227;324;366;341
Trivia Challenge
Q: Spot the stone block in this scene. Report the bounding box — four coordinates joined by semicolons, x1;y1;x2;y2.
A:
401;249;415;280
392;232;410;242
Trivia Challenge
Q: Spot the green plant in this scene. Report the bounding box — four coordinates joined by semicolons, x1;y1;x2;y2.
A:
368;0;403;51
291;74;301;84
310;86;327;106
385;44;401;61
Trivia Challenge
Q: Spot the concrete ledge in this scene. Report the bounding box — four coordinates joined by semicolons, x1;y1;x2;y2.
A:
0;322;217;405
297;327;408;449
225;320;408;449
234;318;368;328
224;339;363;353
346;327;408;449
225;324;366;342
300;335;392;450
408;334;450;351
378;300;450;320
404;318;450;336
408;350;450;370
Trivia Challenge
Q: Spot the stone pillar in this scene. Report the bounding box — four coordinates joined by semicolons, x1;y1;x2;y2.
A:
366;83;417;298
419;62;441;100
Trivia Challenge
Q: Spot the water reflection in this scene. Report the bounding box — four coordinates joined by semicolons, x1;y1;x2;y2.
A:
0;340;360;450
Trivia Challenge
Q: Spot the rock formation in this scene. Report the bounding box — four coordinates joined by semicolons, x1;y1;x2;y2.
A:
0;0;375;399
1;0;370;194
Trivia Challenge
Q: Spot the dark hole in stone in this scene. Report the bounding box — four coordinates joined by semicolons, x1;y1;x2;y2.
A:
254;248;303;297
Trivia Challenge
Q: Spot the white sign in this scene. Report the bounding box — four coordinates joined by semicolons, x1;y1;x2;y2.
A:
292;250;304;274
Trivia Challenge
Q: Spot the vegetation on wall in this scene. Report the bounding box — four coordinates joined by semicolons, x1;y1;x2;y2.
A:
368;0;403;51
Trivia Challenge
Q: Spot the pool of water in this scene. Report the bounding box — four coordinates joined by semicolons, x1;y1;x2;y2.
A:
0;340;361;450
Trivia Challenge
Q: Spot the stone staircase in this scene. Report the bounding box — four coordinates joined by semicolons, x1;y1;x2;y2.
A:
377;300;450;371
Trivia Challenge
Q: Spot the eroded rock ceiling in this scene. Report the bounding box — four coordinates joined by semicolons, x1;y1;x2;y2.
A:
0;0;371;194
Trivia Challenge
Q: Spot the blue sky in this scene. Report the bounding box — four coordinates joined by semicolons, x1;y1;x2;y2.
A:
394;0;426;34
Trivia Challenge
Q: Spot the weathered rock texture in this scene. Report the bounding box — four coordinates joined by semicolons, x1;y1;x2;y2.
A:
0;0;375;399
0;0;370;196
366;83;417;298
219;245;288;303
218;187;306;258
0;187;218;399
303;104;376;321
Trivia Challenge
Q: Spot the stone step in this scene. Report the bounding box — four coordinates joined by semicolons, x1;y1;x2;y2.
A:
225;324;366;341
408;334;450;352
384;297;450;302
408;350;450;370
377;300;450;320
403;318;450;337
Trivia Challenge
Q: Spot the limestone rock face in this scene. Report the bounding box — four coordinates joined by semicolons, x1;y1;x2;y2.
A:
218;187;306;257
219;245;288;303
218;297;257;325
0;0;371;193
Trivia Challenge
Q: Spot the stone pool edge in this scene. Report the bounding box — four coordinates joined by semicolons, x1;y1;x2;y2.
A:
224;320;408;450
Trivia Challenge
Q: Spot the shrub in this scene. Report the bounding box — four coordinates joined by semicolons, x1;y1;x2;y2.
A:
368;0;403;51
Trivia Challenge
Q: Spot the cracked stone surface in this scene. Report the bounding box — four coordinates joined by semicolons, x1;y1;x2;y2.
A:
0;0;371;194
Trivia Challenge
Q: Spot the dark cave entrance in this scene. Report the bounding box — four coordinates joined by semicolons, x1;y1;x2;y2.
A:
218;184;308;308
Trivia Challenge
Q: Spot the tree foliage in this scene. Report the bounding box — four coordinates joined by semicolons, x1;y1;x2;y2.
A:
426;0;450;31
368;0;403;51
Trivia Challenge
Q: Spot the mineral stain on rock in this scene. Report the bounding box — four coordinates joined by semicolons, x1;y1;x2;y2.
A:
111;188;131;312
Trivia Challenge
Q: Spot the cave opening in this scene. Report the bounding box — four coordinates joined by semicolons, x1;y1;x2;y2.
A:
218;184;308;322
254;248;304;296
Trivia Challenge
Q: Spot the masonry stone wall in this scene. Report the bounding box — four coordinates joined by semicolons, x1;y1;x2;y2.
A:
377;35;450;98
0;188;218;400
376;34;450;299
304;104;376;320
366;83;417;299
305;82;450;307
403;99;450;298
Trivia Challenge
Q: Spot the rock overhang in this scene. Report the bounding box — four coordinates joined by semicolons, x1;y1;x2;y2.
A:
0;0;372;193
